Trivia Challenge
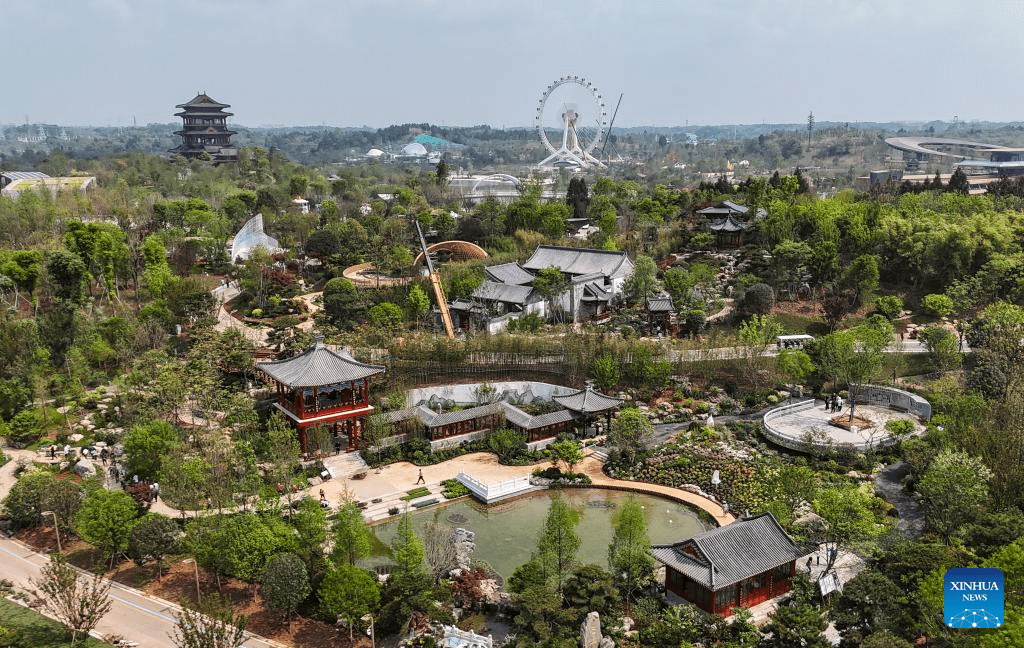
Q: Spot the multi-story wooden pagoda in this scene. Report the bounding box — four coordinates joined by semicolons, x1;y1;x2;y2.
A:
256;338;384;454
169;92;238;162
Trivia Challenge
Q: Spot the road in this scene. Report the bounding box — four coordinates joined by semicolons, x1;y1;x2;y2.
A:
0;451;282;648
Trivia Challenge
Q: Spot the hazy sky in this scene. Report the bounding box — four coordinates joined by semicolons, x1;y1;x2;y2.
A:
3;0;1023;128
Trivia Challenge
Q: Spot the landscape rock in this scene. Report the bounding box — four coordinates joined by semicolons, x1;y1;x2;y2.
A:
581;611;602;648
68;433;84;443
74;459;96;477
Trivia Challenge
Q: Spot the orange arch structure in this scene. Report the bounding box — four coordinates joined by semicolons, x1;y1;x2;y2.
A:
413;240;489;265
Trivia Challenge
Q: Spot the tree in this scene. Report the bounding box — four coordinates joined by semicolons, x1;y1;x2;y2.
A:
738;314;784;390
777;348;814;390
368;301;403;330
31;553;112;647
831;569;915;647
874;295;904;320
331;500;373;566
566;176;590;219
562;564;619;618
123;419;179;482
487;427;526;463
608;496;655;612
319;564;380;642
811;486;886;573
422;521;459;580
549;439;584;474
815;319;892;422
75;489;139;569
762;601;829;648
591;352;620;391
45;249;88;304
262;553;311;621
532;266;568;322
536;494;581;594
918;325;961;373
171;594;248;648
390;512;426;577
608;408;654;460
822;292;853;332
843;254;879;306
405;285;430;325
291;497;328;567
2;468;55;529
624;255;660;305
322;277;363;327
920;293;954;318
128;513;181;578
947;167;969;194
916;449;992;542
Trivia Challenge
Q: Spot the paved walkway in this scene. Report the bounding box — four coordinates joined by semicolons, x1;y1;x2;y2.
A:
312;450;737;526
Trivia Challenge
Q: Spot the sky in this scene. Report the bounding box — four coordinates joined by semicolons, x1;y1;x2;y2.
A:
3;0;1024;129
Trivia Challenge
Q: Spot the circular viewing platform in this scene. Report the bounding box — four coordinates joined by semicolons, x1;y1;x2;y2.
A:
762;385;930;453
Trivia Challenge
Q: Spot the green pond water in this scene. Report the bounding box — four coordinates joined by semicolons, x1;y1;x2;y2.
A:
366;488;710;579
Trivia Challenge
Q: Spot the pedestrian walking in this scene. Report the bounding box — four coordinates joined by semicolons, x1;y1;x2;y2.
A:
319;488;326;501
152;482;159;501
416;469;425;485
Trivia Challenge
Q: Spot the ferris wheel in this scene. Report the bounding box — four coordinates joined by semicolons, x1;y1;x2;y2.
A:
535;75;608;169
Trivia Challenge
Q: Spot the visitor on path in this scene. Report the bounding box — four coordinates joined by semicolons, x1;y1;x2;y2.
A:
416;469;425;485
319;488;326;501
836;396;844;413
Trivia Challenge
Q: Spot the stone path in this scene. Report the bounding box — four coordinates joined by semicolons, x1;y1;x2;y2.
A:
871;462;925;538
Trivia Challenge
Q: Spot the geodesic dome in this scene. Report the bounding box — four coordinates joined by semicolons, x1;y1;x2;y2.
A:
231;214;282;262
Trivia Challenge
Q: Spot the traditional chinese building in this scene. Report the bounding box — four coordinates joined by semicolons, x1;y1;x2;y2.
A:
169;92;238;162
256;338;384;454
652;513;803;617
552;386;624;436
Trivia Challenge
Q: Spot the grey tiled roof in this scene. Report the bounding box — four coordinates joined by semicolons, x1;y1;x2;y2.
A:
472;281;535;306
501;404;575;430
523;245;633;279
651;513;802;590
647;295;675;312
552;387;624;413
420;402;504;428
710;214;750;232
257;340;384;388
485;262;535;285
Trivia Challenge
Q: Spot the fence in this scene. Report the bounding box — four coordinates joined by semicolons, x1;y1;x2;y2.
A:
853;384;931;421
456;472;533;504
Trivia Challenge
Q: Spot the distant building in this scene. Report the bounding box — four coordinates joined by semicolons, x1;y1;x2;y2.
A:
0;171;96;198
652;512;802;617
695;201;765;248
169;92;238;162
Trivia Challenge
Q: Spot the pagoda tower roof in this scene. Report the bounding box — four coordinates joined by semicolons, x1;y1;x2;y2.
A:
256;338;384;388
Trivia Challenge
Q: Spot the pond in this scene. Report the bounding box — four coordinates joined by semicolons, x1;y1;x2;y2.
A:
366;488;710;579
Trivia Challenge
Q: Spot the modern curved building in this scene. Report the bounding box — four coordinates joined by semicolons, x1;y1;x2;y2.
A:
885;136;1024;176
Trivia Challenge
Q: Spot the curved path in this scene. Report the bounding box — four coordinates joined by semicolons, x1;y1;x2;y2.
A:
577;455;735;526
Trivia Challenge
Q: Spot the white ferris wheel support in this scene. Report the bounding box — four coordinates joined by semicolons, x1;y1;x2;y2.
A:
535;75;608;169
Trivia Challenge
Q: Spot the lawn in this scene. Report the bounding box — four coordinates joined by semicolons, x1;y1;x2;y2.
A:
0;597;109;648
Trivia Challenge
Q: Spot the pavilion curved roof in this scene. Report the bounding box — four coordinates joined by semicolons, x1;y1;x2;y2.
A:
552;386;623;413
256;338;384;388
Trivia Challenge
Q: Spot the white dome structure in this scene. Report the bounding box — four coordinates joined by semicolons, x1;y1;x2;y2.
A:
231;214;282;262
366;148;384;158
401;142;428;157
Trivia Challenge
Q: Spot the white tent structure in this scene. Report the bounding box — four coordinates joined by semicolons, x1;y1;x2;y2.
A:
231;214;282;262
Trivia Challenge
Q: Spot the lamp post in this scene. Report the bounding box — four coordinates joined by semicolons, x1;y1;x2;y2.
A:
41;511;60;553
361;614;375;648
183;558;201;603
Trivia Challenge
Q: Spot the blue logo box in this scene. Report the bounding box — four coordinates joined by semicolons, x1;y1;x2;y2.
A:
944;567;1004;629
